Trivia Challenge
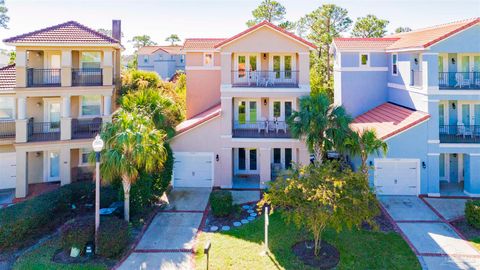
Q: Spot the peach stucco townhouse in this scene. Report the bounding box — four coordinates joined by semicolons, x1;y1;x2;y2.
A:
0;20;122;199
170;21;316;189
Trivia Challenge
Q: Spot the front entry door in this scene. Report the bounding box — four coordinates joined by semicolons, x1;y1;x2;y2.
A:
449;154;458;183
46;151;60;182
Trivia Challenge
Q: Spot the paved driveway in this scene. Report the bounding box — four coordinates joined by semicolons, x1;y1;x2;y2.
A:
118;188;210;270
379;196;480;270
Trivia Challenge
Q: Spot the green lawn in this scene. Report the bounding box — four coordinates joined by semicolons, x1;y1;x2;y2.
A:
13;237;109;270
195;212;420;270
469;237;480;251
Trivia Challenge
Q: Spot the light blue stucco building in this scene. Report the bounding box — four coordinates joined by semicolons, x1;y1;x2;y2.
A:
332;18;480;197
137;45;185;80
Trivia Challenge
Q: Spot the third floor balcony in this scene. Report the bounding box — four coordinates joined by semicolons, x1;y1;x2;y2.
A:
231;70;298;88
438;72;480;90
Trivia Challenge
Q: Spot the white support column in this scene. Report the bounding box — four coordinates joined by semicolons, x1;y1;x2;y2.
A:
60;95;71;140
59;148;71;186
298;52;310;87
61;49;72;87
17;97;26;120
103;94;112;116
260;147;272;187
15;49;27;87
102;49;114;86
16;97;28;143
15;150;28;198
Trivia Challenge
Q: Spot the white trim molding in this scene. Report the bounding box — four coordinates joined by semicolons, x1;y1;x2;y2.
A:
334;67;388;72
428;193;441;197
439;144;480;148
428;140;440;144
464;191;480;198
388;82;428;95
427;153;440;156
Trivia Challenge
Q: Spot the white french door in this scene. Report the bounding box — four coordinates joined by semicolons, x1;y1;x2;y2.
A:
44;52;61;85
43;98;61;132
457;102;480;126
235;148;258;174
234;54;260;84
269;54;296;84
270;100;294;121
235;99;259;125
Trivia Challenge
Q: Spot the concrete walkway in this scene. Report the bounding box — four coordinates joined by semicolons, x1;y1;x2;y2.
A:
379;196;480;270
118;188;211;270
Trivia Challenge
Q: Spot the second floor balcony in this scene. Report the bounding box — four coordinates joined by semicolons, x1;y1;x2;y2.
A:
232;120;291;138
72;68;103;86
27;119;60;142
0;120;15;140
232;70;299;88
439;125;480;143
72;118;102;139
439;72;480;90
27;68;61;87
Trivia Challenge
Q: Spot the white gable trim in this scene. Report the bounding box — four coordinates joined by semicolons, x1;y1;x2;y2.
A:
215;24;316;50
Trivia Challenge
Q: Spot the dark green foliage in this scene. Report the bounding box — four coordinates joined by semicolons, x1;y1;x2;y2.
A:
61;216;94;253
465;200;480;229
0;182;116;251
97;216;129;258
210;190;234;217
152;143;173;196
121;70;160;95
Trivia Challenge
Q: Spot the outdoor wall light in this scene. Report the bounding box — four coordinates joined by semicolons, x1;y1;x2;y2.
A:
35;152;41;157
452;102;456;110
263;53;267;60
263;99;267;106
414;58;418;65
422;161;426;169
36;101;42;107
369;160;373;166
216;154;219;162
451;58;456;65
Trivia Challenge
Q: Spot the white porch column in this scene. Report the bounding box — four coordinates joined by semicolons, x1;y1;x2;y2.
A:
219;147;233;189
298;52;310;87
60;95;71;140
221;52;232;85
15;49;27;87
220;97;232;136
102;49;114;86
103;94;112;116
16;97;28;143
61;49;72;87
15;150;28;198
259;147;272;187
59;148;71;186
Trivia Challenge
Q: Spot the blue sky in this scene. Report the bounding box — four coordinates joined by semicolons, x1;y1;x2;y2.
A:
0;0;478;54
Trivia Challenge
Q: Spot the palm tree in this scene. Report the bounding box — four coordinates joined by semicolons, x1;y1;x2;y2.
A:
121;88;181;138
288;92;352;163
345;129;388;175
95;109;167;222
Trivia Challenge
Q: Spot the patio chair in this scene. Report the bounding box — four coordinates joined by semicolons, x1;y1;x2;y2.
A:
276;121;287;134
455;73;470;88
257;120;267;133
457;123;473;138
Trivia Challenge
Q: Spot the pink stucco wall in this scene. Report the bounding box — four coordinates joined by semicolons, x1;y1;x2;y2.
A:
186;70;221;118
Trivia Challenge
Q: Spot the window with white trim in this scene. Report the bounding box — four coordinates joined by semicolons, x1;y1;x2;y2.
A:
80;52;101;69
203;53;213;66
143;56;149;63
360;53;369;67
81;95;102;117
0;97;14;120
392;54;398;75
79;148;91;166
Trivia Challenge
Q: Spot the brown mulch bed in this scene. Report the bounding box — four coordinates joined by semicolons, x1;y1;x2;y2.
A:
362;210;396;233
292;240;340;269
451;218;480;240
204;203;259;231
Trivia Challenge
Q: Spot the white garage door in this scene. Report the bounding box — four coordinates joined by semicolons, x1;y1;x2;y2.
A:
374;159;419;195
0;153;16;190
173;152;213;188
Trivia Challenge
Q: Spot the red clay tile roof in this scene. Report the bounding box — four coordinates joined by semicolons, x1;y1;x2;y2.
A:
350;103;430;140
386;17;479;50
175;104;221;135
138;45;184;55
333;18;479;51
214;20;317;49
183;38;226;50
3;21;120;45
332;38;400;50
0;64;15;91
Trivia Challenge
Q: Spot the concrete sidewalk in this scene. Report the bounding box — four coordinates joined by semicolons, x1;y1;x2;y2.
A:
379;196;480;270
118;188;210;270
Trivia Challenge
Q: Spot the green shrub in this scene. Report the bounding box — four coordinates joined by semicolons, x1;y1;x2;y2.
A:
0;181;106;251
210;190;234;217
61;216;94;252
100;185;120;208
121;70;160;95
152;143;173;197
465;200;480;229
97;216;130;258
129;173;154;215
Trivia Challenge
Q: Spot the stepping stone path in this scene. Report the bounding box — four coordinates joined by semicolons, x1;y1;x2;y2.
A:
247;216;255;221
242;205;251;210
210;226;218;232
250;213;257;217
233;222;242;227
221;226;230;231
241;219;249;224
247;209;254;214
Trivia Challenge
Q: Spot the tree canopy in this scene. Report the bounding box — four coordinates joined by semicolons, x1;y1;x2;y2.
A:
165;34;180;45
0;0;8;29
394;26;412;33
246;0;286;27
351;15;389;38
130;35;157;50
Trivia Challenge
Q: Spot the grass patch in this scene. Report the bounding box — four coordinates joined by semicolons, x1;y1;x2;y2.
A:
14;237;109;270
195;212;420;270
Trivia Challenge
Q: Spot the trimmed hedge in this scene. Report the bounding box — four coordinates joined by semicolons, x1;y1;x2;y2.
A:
210;190;234;217
97;216;129;258
0;181;117;251
465;200;480;229
61;216;94;253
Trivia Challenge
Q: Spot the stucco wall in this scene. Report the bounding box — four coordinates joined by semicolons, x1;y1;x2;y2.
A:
27;151;43;184
186;70;221;118
430;25;480;53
